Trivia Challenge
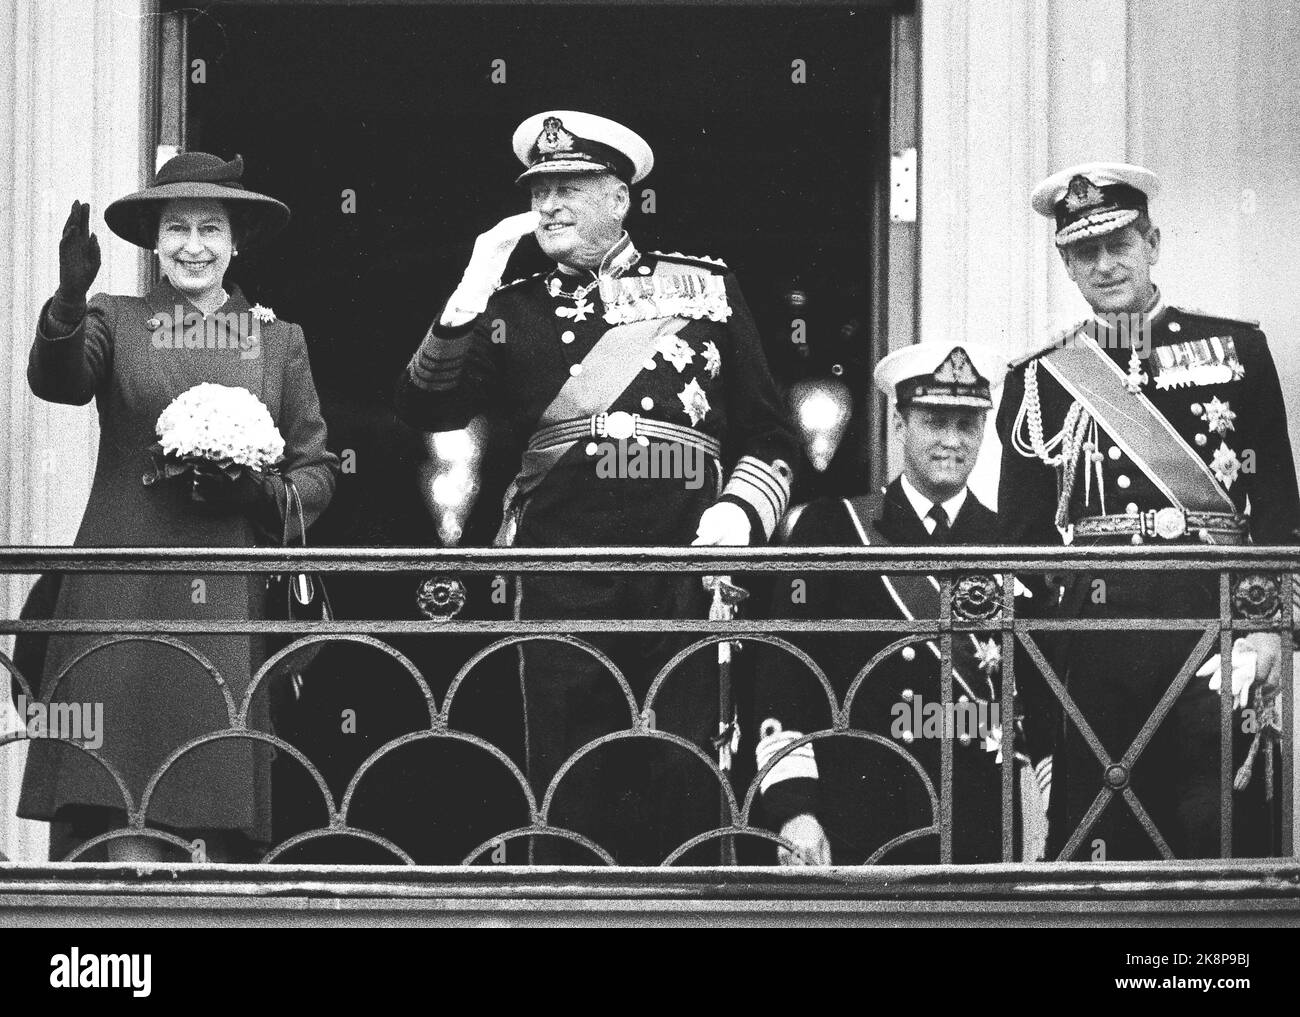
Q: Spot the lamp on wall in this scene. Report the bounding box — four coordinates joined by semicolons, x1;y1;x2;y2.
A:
789;373;853;472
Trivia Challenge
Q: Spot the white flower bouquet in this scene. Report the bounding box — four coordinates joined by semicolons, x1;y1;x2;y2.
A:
145;382;284;498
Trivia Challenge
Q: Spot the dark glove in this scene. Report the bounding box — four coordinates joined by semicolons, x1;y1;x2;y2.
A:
56;200;101;304
190;462;265;510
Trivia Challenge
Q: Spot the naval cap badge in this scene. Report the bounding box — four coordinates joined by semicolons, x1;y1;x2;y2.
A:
1064;174;1106;213
934;346;978;385
538;117;576;155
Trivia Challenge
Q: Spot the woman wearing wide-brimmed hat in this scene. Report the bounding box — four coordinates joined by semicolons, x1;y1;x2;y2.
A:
17;152;339;862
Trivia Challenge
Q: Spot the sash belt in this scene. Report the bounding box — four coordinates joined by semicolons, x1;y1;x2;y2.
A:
1073;508;1249;544
529;411;721;459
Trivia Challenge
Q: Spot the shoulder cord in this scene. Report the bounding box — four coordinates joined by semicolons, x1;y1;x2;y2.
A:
1010;359;1090;528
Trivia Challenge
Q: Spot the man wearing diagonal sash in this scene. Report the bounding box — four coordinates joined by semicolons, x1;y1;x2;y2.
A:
998;162;1300;860
754;341;1052;864
395;112;797;863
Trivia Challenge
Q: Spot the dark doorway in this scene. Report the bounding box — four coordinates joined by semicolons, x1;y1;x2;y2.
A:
178;2;894;859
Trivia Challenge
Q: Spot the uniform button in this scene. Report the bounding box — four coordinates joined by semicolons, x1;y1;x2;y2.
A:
643;358;656;371
1108;446;1121;461
1117;474;1131;489
585;442;598;456
901;647;916;662
569;364;583;377
1194;432;1208;446
1169;321;1181;333
561;330;575;344
1126;502;1139;515
901;730;915;744
901;687;914;700
1190;402;1202;415
638;265;652;275
641;397;654;411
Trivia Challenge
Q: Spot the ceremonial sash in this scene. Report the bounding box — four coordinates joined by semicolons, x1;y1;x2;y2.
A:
842;495;991;703
1039;339;1235;514
843;495;942;621
494;314;690;545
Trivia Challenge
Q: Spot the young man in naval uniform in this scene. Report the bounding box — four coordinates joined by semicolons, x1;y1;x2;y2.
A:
998;162;1299;860
754;341;1052;865
395;111;798;863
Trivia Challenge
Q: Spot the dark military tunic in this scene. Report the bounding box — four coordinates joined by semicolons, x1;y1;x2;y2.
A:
395;236;798;863
997;299;1300;859
752;478;1040;864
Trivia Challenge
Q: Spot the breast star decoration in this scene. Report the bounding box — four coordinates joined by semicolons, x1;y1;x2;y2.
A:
657;335;695;373
249;304;276;323
1195;396;1237;436
1210;442;1242;489
702;340;722;379
973;638;1001;676
677;377;711;426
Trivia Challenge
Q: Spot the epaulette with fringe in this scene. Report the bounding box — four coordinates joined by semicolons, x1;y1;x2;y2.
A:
650;250;729;273
1167;304;1260;328
1008;317;1091;370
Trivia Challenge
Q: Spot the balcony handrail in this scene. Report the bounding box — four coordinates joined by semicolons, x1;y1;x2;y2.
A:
0;544;1297;573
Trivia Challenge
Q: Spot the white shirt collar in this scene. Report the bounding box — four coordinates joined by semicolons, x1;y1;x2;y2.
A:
899;473;968;534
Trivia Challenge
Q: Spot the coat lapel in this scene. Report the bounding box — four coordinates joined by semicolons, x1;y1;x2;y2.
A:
877;477;934;544
143;279;266;403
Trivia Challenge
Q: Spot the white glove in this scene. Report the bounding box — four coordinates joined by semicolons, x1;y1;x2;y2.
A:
1197;637;1260;710
691;501;751;546
441;211;541;325
778;813;832;866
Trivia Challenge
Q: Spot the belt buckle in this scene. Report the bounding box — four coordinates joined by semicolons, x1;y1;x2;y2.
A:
598;410;637;440
1145;507;1186;540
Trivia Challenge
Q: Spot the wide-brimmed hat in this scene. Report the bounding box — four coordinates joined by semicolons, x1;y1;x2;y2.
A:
105;152;291;250
512;111;653;187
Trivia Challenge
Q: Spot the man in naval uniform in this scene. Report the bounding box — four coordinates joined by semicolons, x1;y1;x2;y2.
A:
754;341;1052;865
998;162;1299;860
395;111;797;863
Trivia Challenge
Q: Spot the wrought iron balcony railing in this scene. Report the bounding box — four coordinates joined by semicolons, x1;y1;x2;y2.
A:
0;546;1295;873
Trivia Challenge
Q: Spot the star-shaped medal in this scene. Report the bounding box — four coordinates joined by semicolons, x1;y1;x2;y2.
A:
1199;396;1237;435
657;335;695;372
973;638;1001;675
702;340;722;379
677;377;711;426
1210;442;1241;489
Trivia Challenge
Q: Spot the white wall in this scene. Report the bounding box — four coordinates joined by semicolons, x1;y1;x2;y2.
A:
0;0;151;862
919;0;1300;510
1128;0;1300;471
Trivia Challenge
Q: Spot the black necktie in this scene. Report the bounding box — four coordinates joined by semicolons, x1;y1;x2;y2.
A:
927;503;951;543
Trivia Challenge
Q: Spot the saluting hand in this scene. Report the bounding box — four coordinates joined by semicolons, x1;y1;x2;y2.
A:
442;211;543;325
58;200;101;301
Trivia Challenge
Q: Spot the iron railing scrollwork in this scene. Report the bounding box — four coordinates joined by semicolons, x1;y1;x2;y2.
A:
0;547;1295;867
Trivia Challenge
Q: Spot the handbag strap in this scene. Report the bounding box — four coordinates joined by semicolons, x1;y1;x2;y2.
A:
281;476;308;549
